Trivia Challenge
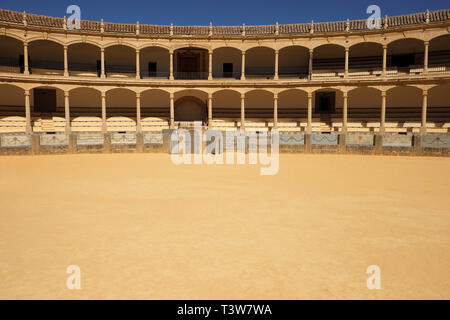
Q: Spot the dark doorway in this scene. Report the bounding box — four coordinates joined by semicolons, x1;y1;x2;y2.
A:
34;88;57;113
223;63;233;78
148;62;157;77
315;92;335;113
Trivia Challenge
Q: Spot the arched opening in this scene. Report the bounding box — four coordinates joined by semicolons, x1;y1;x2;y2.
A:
212;90;241;119
173;90;208;123
212;47;242;79
312;44;345;77
0;36;23;74
174;97;207;122
278;89;308;120
428;84;450;124
245;90;273;119
312;88;343;131
0;84;25;132
429;34;450;73
30;86;65;132
141;89;170;131
348;87;382;126
174;47;209;79
105;45;136;78
28;40;64;75
349;42;383;76
68;43;101;77
106;88;136;131
278;46;309;79
386;86;422;122
387;38;424;74
69;87;102;132
245;47;275;78
139;46;170;78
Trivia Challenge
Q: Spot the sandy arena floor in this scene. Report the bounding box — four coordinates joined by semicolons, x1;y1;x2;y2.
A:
0;153;449;299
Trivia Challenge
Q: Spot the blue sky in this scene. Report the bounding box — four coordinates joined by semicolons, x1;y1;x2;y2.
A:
1;0;449;25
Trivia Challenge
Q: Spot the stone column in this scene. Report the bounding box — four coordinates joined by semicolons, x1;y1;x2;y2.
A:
273;93;278;129
208;50;213;80
64;91;71;133
382;45;387;77
307;92;312;134
342;92;348;133
274;50;279;80
101;92;107;133
136;92;142;133
23;42;29;75
344;47;349;78
421;90;428;135
169;93;175;128
308;49;313;79
169;50;174;80
136;49;140;79
240;93;245;131
24;89;31;133
208;93;213;128
241;51;246;80
64;45;69;77
100;48;105;78
424;41;429;74
380;91;386;134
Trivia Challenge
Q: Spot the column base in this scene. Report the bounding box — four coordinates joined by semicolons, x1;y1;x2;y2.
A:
136;132;144;153
305;134;312;153
103;133;111;153
339;133;346;153
68;133;76;154
374;134;383;154
413;134;423;156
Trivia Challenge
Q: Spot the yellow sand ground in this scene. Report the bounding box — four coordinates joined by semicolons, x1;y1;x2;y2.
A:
0;153;449;299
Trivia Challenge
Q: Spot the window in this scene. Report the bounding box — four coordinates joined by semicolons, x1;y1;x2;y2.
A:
148;62;157;77
315;92;335;113
223;63;233;78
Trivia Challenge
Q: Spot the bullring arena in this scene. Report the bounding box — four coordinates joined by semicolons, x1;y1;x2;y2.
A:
0;8;449;299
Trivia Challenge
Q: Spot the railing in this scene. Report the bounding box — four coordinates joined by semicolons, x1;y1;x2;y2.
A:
212;72;241;79
30;59;64;70
140;71;170;79
278;67;308;78
174;72;208;80
68;62;98;73
245;67;275;76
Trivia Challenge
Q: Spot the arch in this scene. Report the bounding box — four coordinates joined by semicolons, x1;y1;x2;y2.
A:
69;87;102;128
104;45;136;77
174;96;207;122
245;89;273;119
68;43;101;76
174;89;208;101
28;40;64;75
428;34;450;68
212;89;240;119
0;36;24;74
245;46;275;77
173;47;209;80
66;39;102;48
278;89;308;119
349;42;383;71
140;89;170;120
312;43;345;51
103;42;136;50
387;37;423;46
27;37;65;47
139;46;170;78
212;47;242;79
139;43;171;51
278;46;310;78
313;44;345;71
0;83;25;107
312;87;343;114
428;84;450;109
347;87;382;121
385;85;422;121
171;44;210;51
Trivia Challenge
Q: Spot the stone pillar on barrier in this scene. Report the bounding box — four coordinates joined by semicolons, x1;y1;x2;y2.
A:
32;133;40;155
103;132;111;153
68;133;76;154
136;132;144;153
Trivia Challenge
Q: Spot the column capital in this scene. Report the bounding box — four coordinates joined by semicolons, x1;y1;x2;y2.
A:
64;91;70;98
208;92;213;99
241;93;245;99
381;91;387;97
274;49;279;54
24;89;30;96
343;92;348;98
101;92;106;98
136;48;140;53
309;48;314;54
424;40;429;46
382;44;387;49
273;93;278;99
136;92;141;98
241;50;246;55
307;92;313;98
345;47;349;52
422;89;428;96
170;92;174;99
64;44;68;50
101;47;105;52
